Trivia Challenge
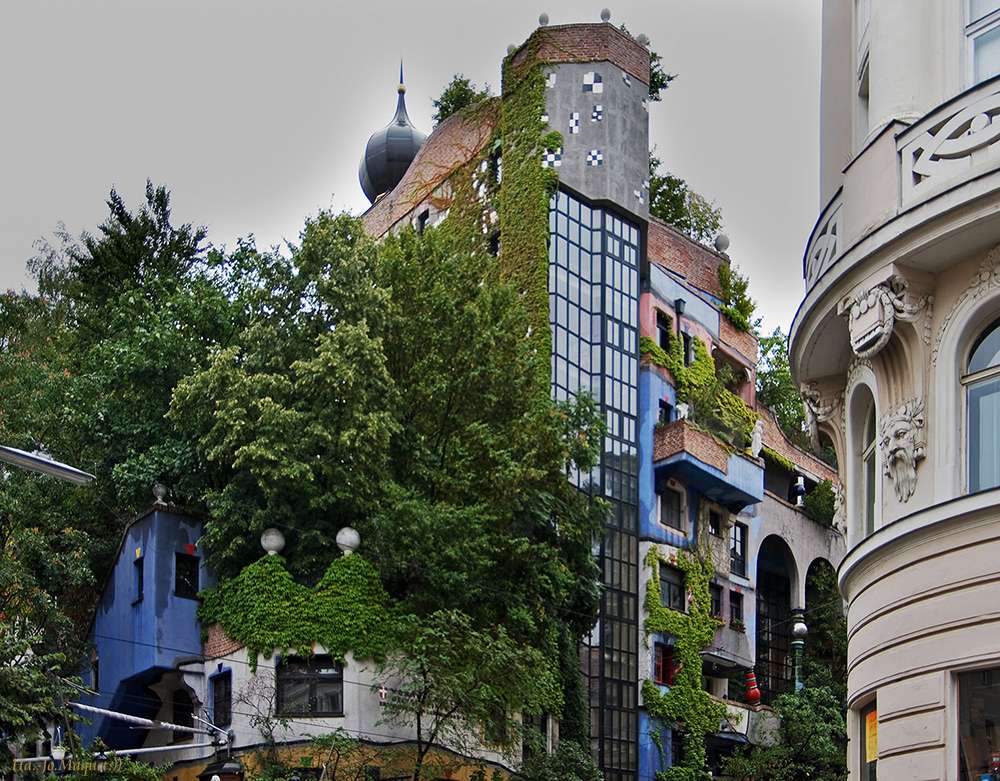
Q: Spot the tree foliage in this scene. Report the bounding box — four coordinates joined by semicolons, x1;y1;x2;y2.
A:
756;329;806;444
432;74;492;125
721;685;847;781
648;153;723;245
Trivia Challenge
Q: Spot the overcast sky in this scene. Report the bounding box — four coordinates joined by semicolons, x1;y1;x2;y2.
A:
2;0;820;334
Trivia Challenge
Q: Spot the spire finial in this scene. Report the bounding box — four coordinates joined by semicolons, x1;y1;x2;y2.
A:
398;60;405;94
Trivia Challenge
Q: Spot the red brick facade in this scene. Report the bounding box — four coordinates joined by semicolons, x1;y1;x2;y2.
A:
756;404;838;483
203;622;245;660
647;217;726;301
653;419;731;474
511;22;650;86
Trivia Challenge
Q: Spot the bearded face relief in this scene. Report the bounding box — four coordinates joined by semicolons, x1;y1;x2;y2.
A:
879;399;925;503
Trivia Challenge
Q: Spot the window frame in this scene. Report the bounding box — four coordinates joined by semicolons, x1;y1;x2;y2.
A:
658;486;685;532
730;522;747;578
659;564;686;613
212;671;232;728
133;556;144;604
653;642;676;686
967;0;1000;85
964;318;1000;493
276;655;345;717
175;552;199;600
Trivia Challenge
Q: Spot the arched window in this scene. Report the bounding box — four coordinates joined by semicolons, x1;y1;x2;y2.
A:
965;318;1000;492
862;403;877;536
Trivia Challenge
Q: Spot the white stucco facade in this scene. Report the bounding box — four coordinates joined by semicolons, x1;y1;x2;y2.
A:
792;1;1000;778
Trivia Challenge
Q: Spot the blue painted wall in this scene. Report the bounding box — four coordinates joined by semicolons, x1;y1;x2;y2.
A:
78;508;213;749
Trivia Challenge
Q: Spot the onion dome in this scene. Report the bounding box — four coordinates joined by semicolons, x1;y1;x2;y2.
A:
359;66;427;204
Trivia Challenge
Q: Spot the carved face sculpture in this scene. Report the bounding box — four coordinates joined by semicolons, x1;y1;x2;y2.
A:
879;403;924;503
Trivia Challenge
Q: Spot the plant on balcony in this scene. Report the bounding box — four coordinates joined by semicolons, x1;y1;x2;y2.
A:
643;546;726;781
717;262;757;333
802;479;836;528
641;334;758;452
729;618;745;633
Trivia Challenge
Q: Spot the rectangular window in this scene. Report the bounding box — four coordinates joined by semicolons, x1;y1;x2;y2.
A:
212;672;232;728
175;553;199;599
133;557;144;604
959;669;1000;780
658;400;672;426
730;591;743;624
653;643;675;686
659;489;683;530
660;565;685;613
968;0;1000;84
859;700;877;780
708;510;722;536
730;523;747;578
710;584;722;617
657;311;672;352
277;656;344;716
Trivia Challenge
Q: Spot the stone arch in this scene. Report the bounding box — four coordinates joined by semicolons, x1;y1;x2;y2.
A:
846;368;880;548
755;535;799;702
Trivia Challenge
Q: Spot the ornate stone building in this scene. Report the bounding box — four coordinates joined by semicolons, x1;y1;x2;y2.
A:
790;1;1000;778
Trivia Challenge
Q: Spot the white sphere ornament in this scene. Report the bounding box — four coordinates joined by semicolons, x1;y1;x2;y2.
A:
337;526;361;555
539;12;549;26
601;8;611;22
714;233;731;253
260;527;286;556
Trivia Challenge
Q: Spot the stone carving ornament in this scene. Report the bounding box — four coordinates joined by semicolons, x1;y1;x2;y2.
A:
801;382;844;454
842;276;933;359
879;398;925;503
932;244;1000;365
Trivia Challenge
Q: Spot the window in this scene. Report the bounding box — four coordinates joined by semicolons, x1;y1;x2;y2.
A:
966;319;1000;492
709;584;722;617
730;523;747;577
660;565;685;612
175;553;199;599
959;668;1000;780
659;488;683;530
133;557;144;604
653;643;675;686
859;700;877;781
277;656;344;716
681;332;694;366
730;590;743;624
968;0;1000;84
657;311;672;351
708;510;721;536
862;403;877;536
212;672;232;728
658;400;672;426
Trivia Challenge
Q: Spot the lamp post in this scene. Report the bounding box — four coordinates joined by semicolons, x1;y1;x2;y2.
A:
94;742;108;776
790;608;808;692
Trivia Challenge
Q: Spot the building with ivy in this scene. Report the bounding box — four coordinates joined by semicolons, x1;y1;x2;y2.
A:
790;1;1000;778
360;12;843;781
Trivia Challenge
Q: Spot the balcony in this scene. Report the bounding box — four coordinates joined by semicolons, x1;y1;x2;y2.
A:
701;623;754;676
652;420;763;513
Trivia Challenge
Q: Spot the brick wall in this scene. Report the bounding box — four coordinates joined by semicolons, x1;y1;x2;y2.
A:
647;217;725;300
511;22;650;86
653;419;730;474
203;622;245;660
757;404;838;483
720;315;758;364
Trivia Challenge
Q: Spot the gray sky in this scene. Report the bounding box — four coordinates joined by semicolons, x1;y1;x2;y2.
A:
2;0;820;334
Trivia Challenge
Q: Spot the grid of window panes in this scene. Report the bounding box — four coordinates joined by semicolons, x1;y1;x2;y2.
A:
756;569;791;704
549;190;640;781
969;0;1000;83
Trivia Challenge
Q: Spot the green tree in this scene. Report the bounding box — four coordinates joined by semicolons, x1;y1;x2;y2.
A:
721;685;847;781
756;329;806;444
648;153;723;245
378;610;560;781
432;74;492;125
517;741;604;781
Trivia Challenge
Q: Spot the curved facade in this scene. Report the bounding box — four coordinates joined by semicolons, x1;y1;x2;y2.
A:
791;2;1000;778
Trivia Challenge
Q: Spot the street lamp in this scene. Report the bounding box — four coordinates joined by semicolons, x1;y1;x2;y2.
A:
0;445;95;485
94;743;108;776
790;608;809;692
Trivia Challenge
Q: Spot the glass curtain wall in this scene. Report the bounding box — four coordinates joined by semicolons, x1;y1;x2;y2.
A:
549;189;640;781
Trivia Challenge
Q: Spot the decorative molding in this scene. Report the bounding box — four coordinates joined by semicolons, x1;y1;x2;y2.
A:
800;382;844;453
840;276;932;358
878;398;925;503
899;86;1000;203
932;244;1000;365
804;197;842;291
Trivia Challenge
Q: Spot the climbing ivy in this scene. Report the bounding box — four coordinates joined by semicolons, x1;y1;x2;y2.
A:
760;445;795;474
717;264;756;333
643;546;726;781
640;334;757;447
199;553;394;670
501;35;563;390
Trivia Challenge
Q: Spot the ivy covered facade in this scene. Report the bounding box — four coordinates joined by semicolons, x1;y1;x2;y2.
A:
64;15;845;781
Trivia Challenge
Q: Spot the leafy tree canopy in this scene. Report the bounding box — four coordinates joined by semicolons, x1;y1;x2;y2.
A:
648;152;723;245
432;74;493;125
756;328;807;445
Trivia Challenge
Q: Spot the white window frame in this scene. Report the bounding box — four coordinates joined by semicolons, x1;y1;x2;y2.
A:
657;480;687;533
967;0;1000;85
